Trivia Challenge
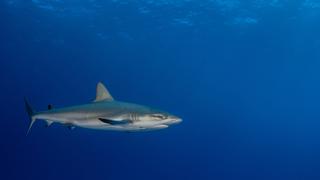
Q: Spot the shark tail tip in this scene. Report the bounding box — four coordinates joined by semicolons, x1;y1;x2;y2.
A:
24;98;36;136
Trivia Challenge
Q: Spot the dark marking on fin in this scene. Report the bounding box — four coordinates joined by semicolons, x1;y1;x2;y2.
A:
98;118;131;125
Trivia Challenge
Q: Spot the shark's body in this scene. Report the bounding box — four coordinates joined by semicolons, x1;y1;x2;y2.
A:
25;82;182;134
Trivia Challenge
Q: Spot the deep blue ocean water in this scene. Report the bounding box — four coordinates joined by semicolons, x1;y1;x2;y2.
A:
2;0;320;179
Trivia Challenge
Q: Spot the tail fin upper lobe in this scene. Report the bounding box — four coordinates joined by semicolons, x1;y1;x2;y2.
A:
24;98;36;135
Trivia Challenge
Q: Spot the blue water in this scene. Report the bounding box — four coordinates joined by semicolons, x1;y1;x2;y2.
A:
2;0;320;179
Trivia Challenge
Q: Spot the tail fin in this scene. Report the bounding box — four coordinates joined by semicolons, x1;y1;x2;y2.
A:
24;98;36;135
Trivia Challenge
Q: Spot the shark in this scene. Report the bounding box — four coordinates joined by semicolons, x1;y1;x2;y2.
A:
24;82;182;134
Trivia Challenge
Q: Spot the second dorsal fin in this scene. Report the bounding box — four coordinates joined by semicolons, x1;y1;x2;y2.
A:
94;82;114;102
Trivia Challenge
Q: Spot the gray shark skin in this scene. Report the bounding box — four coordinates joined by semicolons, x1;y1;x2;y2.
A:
24;82;182;135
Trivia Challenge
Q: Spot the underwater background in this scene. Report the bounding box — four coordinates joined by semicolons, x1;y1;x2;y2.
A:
1;0;320;179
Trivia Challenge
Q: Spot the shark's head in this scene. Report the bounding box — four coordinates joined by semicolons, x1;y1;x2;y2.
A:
138;109;182;126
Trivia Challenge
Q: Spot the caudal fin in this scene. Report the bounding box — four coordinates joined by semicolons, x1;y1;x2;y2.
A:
24;98;36;135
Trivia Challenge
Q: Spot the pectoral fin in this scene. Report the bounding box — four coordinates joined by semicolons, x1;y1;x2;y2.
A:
98;118;131;125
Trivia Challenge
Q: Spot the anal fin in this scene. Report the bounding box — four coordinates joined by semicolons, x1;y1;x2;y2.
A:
45;120;53;127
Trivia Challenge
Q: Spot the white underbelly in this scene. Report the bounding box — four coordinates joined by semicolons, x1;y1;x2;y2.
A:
45;118;169;132
76;123;168;132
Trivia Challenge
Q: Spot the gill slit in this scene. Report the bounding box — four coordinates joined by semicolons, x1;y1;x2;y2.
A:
132;113;138;121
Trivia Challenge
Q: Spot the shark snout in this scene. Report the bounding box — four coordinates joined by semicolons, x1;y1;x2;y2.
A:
166;115;182;125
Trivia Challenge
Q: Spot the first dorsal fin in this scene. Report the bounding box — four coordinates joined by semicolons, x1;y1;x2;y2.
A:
94;82;114;102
